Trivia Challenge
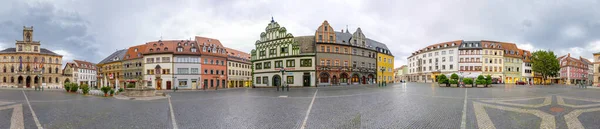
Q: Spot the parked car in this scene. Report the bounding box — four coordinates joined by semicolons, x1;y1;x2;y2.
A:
516;81;526;85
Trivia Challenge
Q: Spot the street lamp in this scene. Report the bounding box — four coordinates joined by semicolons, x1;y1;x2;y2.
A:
380;67;386;87
279;68;287;91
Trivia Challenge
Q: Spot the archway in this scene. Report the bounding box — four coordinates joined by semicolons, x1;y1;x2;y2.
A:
351;74;360;84
272;75;281;87
18;76;23;85
361;76;366;84
319;72;330;84
340;73;349;84
64;78;70;83
332;75;338;85
34;76;39;87
26;76;31;88
368;74;374;84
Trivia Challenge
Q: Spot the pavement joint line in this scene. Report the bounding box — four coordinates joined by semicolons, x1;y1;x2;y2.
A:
460;88;467;129
22;90;43;129
168;94;178;129
300;89;318;129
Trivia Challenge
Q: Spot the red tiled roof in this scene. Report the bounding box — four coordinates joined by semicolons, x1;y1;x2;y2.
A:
196;36;228;58
73;60;97;70
124;44;147;60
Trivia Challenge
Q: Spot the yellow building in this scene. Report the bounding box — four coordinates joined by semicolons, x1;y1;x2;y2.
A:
0;26;63;88
481;41;505;83
373;41;394;84
96;49;127;89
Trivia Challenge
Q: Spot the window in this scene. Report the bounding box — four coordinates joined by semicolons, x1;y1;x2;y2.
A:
281;47;288;53
262;77;268;86
286;60;295;67
287;76;294;84
256;77;261;84
300;59;312;67
259;51;266;57
264;62;271;69
269;49;276;55
177;47;183;52
335;47;339;53
255;63;262;69
178;79;188;87
275;60;283;68
320;46;325;52
326;46;330;52
344;48;348;53
344;61;348;66
177;68;189;74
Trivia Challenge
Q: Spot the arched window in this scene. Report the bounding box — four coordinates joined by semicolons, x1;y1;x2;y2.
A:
3;77;5;83
149;49;154;52
157;48;161;51
11;77;14;83
55;68;58;73
55;78;58;83
55;58;59;63
11;66;14;72
160;43;164;46
153;44;157;47
164;47;168;51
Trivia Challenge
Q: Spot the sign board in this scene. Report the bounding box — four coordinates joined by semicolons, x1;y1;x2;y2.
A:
42;83;47;87
275;68;295;71
287;72;293;76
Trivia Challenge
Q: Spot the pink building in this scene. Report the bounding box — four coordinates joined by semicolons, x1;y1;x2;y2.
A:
556;53;589;85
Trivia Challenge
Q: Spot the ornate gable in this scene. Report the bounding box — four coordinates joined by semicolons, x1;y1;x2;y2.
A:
351;28;366;47
315;20;336;43
251;18;300;61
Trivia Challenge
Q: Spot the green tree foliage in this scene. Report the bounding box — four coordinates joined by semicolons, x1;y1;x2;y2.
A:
101;86;111;95
437;74;450;87
463;78;473;85
476;75;486;85
64;83;71;92
485;75;492;86
451;73;459;87
69;83;79;92
81;84;90;95
531;50;560;84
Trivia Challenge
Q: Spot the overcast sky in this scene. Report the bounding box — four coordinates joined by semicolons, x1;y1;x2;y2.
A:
1;0;600;68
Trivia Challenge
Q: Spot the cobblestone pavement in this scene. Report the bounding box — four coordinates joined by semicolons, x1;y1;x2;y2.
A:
1;83;600;128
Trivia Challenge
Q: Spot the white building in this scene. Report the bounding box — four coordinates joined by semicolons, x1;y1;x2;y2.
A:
72;60;97;87
458;41;482;79
143;41;174;90
407;40;461;82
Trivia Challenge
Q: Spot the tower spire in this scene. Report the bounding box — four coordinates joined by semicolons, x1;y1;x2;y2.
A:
271;16;274;23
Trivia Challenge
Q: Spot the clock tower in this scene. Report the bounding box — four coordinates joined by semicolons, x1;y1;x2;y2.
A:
16;26;41;53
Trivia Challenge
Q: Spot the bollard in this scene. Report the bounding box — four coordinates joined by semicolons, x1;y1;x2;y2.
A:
286;85;289;91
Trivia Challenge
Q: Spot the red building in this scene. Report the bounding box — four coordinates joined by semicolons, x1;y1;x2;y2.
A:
197;36;228;89
555;53;589;85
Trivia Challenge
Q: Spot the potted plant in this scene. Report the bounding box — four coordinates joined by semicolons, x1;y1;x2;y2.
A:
81;84;90;95
463;78;473;87
485;75;492;87
119;88;124;92
437;75;449;87
451;73;459;87
109;89;115;96
476;75;485;88
127;83;135;88
101;86;111;97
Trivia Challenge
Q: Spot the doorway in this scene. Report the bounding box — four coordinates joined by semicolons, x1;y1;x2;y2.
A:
166;81;172;90
273;75;281;87
303;73;311;87
156;78;162;90
26;76;31;88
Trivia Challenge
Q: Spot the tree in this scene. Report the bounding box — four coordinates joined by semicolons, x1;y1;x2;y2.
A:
531;50;560;85
463;78;473;85
451;73;459;87
485;75;492;87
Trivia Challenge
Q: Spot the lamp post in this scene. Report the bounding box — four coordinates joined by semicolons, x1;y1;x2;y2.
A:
380;67;386;87
279;68;286;91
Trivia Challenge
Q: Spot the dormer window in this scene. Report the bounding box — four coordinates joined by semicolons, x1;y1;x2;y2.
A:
160;43;164;46
178;43;181;46
156;48;161;51
452;43;455;46
134;48;138;52
191;48;197;52
184;43;188;46
153;44;157;47
164;47;168;51
444;44;447;47
149;49;154;52
177;47;183;52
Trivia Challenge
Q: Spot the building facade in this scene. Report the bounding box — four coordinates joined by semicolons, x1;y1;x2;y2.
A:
501;43;523;84
521;50;533;84
0;26;63;88
143;41;174;90
407;41;461;82
63;60;97;87
251;19;316;87
481;41;505;83
593;52;600;86
173;40;202;90
458;41;482;79
97;49;127;89
122;44;146;88
374;40;394;84
226;47;251;88
395;65;408;82
198;37;228;89
554;53;589;85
